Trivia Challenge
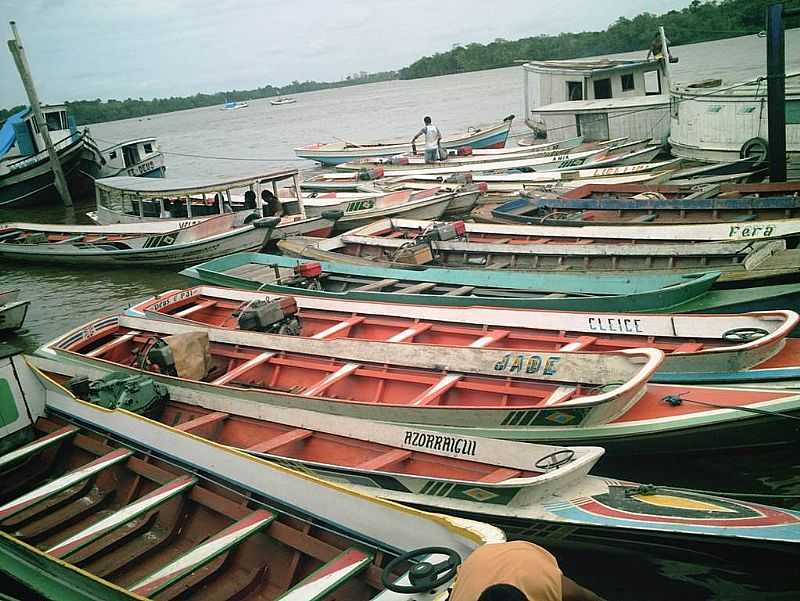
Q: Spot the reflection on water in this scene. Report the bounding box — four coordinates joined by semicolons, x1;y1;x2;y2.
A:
1;30;800;601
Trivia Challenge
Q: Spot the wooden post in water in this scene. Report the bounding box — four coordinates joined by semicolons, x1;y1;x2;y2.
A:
7;20;73;206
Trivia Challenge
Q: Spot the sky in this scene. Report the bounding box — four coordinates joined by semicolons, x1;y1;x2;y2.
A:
0;0;695;108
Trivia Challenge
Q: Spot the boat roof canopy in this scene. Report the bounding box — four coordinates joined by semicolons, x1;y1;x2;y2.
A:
95;169;299;196
534;94;670;113
523;58;658;77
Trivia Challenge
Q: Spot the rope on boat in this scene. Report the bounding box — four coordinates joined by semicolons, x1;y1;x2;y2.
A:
661;393;800;421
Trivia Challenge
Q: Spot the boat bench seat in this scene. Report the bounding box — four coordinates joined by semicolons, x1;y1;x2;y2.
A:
276;547;373;600
399;282;438;294
173;300;217;318
352;279;400;292
0;426;78;471
247;429;313;454
129;509;275;598
443;286;475;296
479;467;522;483
357;449;412;471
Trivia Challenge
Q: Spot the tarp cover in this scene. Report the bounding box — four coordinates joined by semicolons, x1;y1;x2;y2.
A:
0;109;28;157
164;331;211;381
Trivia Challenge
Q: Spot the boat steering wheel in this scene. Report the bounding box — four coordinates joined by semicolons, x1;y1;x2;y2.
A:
381;547;461;594
721;327;770;342
535;449;576;470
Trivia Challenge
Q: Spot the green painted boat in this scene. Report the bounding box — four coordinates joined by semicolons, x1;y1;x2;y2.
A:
180;252;720;313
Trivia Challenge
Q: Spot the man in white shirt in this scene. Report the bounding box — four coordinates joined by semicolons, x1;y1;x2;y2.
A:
411;116;442;163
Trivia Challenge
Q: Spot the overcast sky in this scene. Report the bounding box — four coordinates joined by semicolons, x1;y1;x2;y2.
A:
1;0;694;107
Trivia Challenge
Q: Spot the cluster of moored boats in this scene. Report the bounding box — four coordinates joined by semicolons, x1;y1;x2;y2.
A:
3;114;800;600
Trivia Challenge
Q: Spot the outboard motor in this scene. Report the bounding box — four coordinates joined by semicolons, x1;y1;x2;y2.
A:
419;220;467;243
389;156;410;165
68;372;169;417
238;296;301;335
147;339;178;376
456;146;473;156
358;166;384;181
443;173;473;184
292;261;324;291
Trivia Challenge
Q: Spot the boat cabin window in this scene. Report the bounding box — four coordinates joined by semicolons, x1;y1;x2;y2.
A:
567;81;583;101
123;145;141;168
109;151;117;160
644;70;661;95
621;73;635;91
45;110;67;131
593;78;612;100
786;100;800;124
143;142;153;154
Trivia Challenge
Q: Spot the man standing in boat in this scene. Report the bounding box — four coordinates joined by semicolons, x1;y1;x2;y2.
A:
412;116;443;163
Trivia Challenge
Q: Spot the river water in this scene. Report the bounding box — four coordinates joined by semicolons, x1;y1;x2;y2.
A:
2;31;800;600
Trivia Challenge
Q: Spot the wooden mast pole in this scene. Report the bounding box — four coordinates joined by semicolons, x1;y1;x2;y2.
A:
7;20;74;207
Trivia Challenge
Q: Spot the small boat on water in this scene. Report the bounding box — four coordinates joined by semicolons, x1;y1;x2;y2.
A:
83;136;166;179
0;213;278;268
29;360;800;564
0;289;30;333
295;116;515;165
34;315;800;454
476;193;800;227
0;105;93;207
88;169;341;240
221;100;248;110
0;351;498;601
180;252;721;313
559;180;800;201
300;186;483;230
277;218;800;285
130;285;800;385
269;96;296;106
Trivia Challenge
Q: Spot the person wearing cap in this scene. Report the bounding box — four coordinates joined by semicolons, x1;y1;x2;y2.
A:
449;541;605;601
411;116;443;163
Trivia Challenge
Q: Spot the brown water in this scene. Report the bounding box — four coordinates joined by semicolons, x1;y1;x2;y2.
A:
2;31;800;601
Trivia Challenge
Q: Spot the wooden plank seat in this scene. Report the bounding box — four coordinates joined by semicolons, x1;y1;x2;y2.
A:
85;331;142;358
212;351;275;386
542;385;578;407
129;509;275;598
311;316;366;340
47;475;197;559
400;282;438;294
443;285;474;296
0;426;78;471
559;336;598;352
175;412;229;434
275;547;374;600
386;323;433;343
173;300;217;318
0;448;132;522
247;429;313;454
302;363;359;397
351;279;400;292
479;467;522;483
357;450;412;471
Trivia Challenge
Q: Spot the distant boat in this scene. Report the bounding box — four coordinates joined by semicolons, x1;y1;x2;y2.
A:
221;100;248;110
270;96;296;106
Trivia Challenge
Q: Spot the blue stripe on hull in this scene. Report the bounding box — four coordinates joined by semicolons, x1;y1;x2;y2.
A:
652;366;800;384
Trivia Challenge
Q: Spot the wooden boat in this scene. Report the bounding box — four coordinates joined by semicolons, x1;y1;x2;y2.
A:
130;285;800;385
179;252;721;313
277;219;800;285
294;116;515;165
0;289;30;333
300;187;462;231
29;360;800;562
0;352;499;601
560;180;800;201
269;96;296;106
89;169;340;240
221;100;248;109
336;147;609;176
82;136;166;179
34;315;800;454
476;193;800;227
0;213;278;267
0;105;93;207
392;160;679;193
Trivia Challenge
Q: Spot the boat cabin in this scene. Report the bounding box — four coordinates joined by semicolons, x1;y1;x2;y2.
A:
0;104;78;162
93;168;303;225
98;137;166;178
522;39;674;143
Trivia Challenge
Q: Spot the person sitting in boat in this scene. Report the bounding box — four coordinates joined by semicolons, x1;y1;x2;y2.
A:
261;189;284;218
244;190;257;209
646;31;673;62
449;541;605;601
411;116;444;163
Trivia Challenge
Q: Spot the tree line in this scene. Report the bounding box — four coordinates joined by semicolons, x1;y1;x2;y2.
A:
399;0;800;79
2;0;799;126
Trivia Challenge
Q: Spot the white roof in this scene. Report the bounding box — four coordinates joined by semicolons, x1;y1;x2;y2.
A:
533;94;670;114
95;170;298;196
